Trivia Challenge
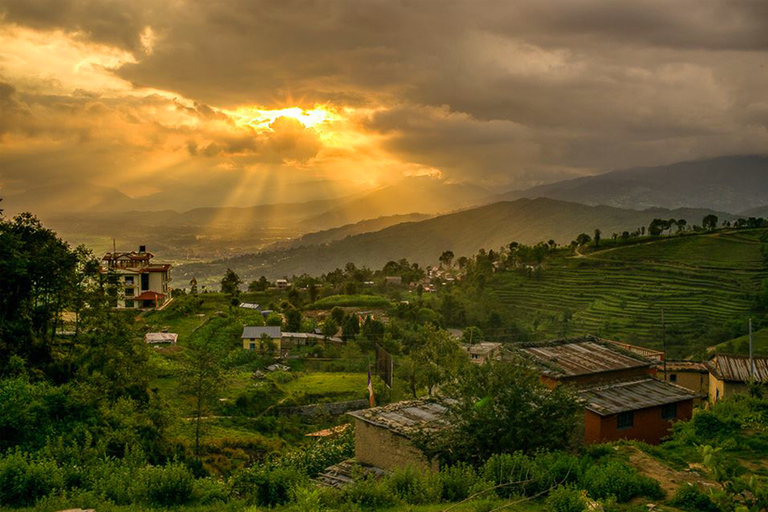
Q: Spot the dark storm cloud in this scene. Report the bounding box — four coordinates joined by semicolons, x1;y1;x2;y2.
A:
1;0;768;189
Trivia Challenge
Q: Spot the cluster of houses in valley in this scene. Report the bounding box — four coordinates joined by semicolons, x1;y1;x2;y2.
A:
319;336;768;482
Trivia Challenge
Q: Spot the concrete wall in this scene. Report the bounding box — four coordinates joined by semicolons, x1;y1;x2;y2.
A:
657;370;708;399
242;336;281;355
709;376;752;404
584;399;693;445
353;419;438;473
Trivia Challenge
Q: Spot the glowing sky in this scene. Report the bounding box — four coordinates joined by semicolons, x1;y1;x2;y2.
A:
1;0;767;211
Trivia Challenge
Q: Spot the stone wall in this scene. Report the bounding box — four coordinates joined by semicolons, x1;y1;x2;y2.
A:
277;399;368;418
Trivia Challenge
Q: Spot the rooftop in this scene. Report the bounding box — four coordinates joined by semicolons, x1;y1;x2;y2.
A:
580;378;698;416
462;342;502;356
518;337;652;378
658;361;708;372
706;354;768;383
242;326;282;339
144;332;178;344
347;399;451;437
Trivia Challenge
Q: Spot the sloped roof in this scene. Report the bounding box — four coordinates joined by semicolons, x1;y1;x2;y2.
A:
242;326;282;339
519;337;651;377
581;378;698;416
462;342;502;356
707;354;768;383
348;399;451;437
135;291;164;300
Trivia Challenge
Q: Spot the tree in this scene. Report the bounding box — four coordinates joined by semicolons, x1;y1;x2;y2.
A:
308;282;319;303
676;219;687;233
457;256;469;269
284;307;302;332
415;358;580;465
410;325;466;396
321;318;339;337
703;214;719;231
220;269;242;298
331;306;345;326
248;276;269;292
287;287;301;307
439;250;455;269
593;229;601;247
342;314;360;341
462;326;483;345
648;218;666;237
667;219;677;236
575;233;591;246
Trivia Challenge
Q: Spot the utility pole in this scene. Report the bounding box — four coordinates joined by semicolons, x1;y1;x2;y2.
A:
662;307;667;381
749;318;755;379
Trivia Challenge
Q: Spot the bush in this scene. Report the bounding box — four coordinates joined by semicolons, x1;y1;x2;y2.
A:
340;475;398;509
545;485;587;512
137;462;195;506
482;452;535;497
0;452;63;507
387;466;442;504
240;467;306;507
581;460;664;503
439;462;484;502
669;483;721;512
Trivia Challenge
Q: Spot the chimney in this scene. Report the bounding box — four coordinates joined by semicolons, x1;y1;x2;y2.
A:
139;245;147;253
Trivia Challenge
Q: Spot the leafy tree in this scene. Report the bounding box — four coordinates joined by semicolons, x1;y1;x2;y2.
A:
248;276;269;292
416;359;580;465
308;282;319;303
648;218;667;237
331;306;346;326
439;250;455;269
284;307;302;332
462;326;484;344
321;318;339;337
220;268;242;298
593;229;601;247
676;219;687;233
287;287;302;307
457;256;469;269
575;233;591;246
342;314;360;341
703;214;719;231
410;325;466;396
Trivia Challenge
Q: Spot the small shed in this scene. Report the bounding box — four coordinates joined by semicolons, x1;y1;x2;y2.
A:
706;354;768;403
347;399;450;473
242;325;282;356
144;332;178;345
461;342;503;365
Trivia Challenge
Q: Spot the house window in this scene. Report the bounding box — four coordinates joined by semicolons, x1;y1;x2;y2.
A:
124;300;134;308
662;403;677;420
249;342;256;351
125;288;135;297
125;276;134;285
669;374;677;382
617;411;634;429
141;273;150;291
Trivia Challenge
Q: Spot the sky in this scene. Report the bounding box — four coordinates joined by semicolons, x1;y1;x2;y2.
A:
1;0;768;211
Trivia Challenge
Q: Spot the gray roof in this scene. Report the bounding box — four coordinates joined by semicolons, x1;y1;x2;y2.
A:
519;338;651;377
348;399;451;437
707;354;768;383
462;342;502;355
242;326;282;339
580;378;697;416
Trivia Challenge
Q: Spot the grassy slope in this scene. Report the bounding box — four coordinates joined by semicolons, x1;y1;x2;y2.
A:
716;327;768;356
488;229;767;355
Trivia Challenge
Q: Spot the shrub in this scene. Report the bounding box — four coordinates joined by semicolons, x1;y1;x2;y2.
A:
0;452;63;507
193;477;228;505
482;452;535;497
581;460;664;503
137;462;195;507
669;483;721;512
243;467;306;507
340;476;398;509
439;462;483;502
387;466;442;504
545;485;588;512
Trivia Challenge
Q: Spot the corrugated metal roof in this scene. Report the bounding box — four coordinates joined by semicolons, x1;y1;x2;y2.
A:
708;354;768;383
348;399;450;436
462;342;502;355
580;378;697;416
144;332;178;344
242;326;282;339
520;339;651;377
657;361;707;372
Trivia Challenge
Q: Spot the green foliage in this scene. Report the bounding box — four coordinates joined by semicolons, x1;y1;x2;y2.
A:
669;483;721;512
545;485;588;512
338;475;398;509
438;462;484;502
386;466;442;504
580;459;664;503
137;462;195;507
309;294;393;309
0;452;63;507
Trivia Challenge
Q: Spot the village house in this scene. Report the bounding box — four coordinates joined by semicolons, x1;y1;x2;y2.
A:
517;337;698;445
461;342;503;365
706;354;768;403
275;279;289;290
654;361;709;399
101;245;172;309
144;332;178;345
241;326;282;356
347;399;449;473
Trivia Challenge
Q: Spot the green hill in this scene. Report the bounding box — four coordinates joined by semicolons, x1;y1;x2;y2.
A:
715;327;768;356
486;229;768;356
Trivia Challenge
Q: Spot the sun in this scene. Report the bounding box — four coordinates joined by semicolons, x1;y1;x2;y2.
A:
225;105;339;131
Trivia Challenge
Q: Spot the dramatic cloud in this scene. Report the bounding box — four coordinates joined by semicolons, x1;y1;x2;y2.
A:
1;0;767;211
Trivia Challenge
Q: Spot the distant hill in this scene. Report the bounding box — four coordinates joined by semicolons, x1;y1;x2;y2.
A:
299;177;490;230
497;155;768;213
2;182;136;215
741;205;768;218
266;213;432;251
177;197;738;282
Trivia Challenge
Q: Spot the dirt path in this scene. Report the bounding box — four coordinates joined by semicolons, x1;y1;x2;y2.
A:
622;446;717;496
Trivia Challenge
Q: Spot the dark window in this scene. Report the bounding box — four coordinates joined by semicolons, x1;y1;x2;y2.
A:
141;273;150;291
617;411;634;429
125;276;134;284
662;403;677;420
249;342;256;351
125;288;134;297
124;300;134;308
669;374;677;382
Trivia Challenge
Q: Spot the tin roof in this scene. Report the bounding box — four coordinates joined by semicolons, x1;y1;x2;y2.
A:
657;361;707;373
462;342;502;356
348;399;451;437
242;326;282;339
144;332;178;344
580;378;697;416
519;338;651;377
706;354;768;383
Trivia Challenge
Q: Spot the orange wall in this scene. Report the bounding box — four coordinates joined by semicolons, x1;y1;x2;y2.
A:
584;399;693;445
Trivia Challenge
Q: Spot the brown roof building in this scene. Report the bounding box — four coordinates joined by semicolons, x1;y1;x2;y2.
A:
654;361;709;399
101;245;172;309
706;354;768;403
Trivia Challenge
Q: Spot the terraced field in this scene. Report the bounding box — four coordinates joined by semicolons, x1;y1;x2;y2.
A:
489;229;768;355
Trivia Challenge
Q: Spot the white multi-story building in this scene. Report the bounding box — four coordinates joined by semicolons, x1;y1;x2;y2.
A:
101;245;172;309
